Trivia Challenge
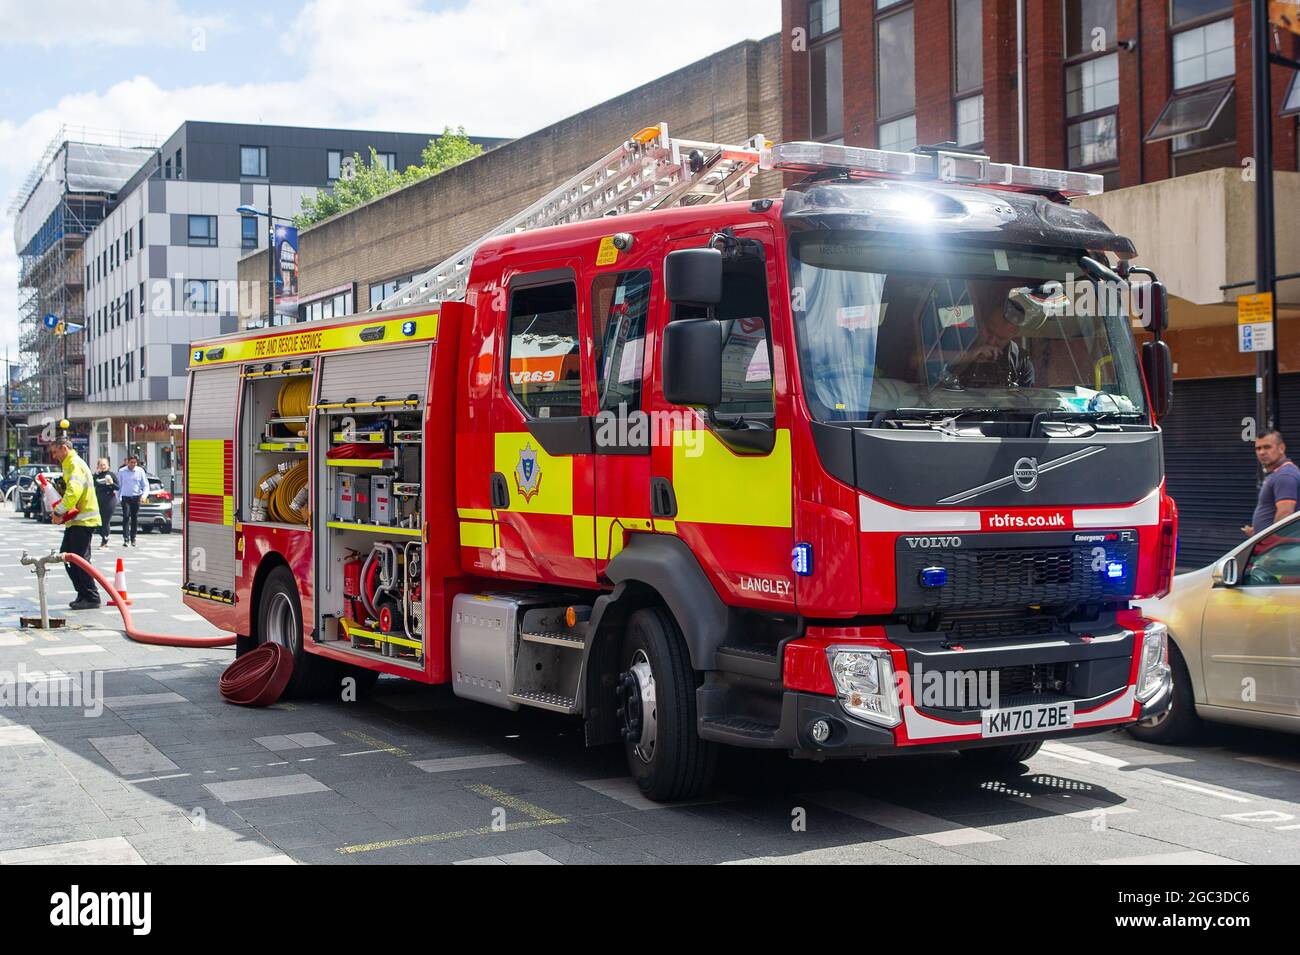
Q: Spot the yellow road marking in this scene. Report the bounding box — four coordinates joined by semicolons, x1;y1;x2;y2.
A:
341;729;407;757
336;784;567;855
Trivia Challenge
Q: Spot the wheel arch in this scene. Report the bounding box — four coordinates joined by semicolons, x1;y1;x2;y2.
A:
580;534;733;745
247;551;294;646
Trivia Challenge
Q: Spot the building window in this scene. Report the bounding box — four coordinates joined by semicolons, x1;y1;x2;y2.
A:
955;93;985;147
877;3;916;124
241;215;259;250
240;145;268;178
1172;18;1234;90
809;0;843;141
1171;0;1232;26
1068;114;1119;169
1063;2;1118;175
368;275;413;309
140;347;146;378
139;281;146;316
878;114;917;152
1063;0;1116;59
1066;52;1119;117
374;151;396;172
125;288;133;321
164;157;172;179
327;149;342;181
185;279;219;313
174;148;183;179
126;352;134;383
138;217;144;250
187;215;217;247
953;0;983;95
124;227;132;259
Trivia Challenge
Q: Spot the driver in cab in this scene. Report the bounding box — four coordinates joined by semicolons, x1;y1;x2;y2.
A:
948;283;1064;389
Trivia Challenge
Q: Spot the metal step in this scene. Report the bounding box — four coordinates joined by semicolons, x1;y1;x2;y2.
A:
699;716;781;743
508;690;578;714
520;630;585;650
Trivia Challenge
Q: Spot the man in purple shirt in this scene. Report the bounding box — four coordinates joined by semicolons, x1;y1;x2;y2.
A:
1244;430;1299;536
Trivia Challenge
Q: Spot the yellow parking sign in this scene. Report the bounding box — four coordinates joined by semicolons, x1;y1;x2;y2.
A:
1237;292;1274;352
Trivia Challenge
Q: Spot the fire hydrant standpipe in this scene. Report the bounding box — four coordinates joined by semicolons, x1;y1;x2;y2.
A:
60;552;236;648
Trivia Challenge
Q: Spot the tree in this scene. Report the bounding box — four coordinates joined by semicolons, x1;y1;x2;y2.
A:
294;127;483;228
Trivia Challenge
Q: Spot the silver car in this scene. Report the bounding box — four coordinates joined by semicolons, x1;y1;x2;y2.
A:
1132;511;1300;743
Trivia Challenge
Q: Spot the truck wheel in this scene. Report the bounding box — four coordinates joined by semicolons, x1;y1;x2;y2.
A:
1126;642;1199;745
959;740;1043;766
257;565;334;697
617;606;715;802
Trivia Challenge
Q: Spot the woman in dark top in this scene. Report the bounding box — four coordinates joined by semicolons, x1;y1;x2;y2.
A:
93;458;119;547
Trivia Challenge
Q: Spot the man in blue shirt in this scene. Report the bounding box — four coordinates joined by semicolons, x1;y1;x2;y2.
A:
1244;430;1299;536
117;455;149;546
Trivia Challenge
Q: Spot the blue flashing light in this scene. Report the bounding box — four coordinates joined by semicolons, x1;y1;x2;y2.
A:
919;566;948;588
791;542;814;576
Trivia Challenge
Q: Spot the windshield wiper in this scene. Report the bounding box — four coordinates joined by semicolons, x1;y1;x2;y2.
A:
871;407;1013;430
1030;409;1145;435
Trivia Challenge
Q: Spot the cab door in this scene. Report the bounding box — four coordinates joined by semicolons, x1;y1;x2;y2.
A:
1200;516;1300;717
589;246;659;573
491;263;598;586
647;224;795;611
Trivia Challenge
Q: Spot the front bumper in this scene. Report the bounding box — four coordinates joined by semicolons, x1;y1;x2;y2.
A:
699;618;1170;759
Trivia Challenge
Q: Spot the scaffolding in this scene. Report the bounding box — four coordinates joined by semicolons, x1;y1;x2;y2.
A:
10;127;157;415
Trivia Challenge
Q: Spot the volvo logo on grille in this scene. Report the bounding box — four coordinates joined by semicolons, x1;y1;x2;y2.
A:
1013;457;1039;492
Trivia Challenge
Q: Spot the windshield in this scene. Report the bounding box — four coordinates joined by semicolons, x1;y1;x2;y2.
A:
788;232;1148;422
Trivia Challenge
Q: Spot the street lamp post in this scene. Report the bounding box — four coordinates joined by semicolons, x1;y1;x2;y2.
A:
237;193;292;328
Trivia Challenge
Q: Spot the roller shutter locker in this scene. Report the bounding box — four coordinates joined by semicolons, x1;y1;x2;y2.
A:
317;345;430;406
185;365;240;595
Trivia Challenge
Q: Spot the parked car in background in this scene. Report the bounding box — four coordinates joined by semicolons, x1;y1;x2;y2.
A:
2;463;49;496
108;474;174;534
18;466;61;518
1132;511;1300;743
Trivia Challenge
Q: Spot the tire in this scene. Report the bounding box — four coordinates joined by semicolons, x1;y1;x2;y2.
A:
1126;641;1200;745
959;740;1043;766
160;524;173;534
256;565;336;698
617;606;715;802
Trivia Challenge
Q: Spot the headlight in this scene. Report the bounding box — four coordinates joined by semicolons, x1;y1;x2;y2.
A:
1136;621;1170;702
826;647;901;727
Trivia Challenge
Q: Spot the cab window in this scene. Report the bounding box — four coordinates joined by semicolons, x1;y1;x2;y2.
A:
593;270;651;413
507;280;580;419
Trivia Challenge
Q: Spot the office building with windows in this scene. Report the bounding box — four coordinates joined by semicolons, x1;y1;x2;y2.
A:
783;0;1300;564
74;121;502;474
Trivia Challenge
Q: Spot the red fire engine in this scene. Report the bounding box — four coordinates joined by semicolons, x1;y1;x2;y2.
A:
183;126;1177;800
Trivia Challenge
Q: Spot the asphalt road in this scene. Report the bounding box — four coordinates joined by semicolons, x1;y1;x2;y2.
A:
1;507;1298;865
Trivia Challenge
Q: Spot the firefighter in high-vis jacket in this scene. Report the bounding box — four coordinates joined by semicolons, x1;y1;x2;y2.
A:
48;438;102;610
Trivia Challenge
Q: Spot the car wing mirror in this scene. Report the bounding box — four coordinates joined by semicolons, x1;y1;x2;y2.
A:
1212;555;1239;587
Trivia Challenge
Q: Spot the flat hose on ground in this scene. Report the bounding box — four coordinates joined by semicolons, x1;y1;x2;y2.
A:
218;643;294;706
62;552;235;648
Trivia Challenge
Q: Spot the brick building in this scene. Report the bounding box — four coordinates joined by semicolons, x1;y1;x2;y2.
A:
238;35;782;324
782;0;1300;564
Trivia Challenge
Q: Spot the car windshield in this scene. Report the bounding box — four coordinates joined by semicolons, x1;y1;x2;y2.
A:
788;232;1148;422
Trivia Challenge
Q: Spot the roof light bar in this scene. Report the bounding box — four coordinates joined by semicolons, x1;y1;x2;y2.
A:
761;141;1104;198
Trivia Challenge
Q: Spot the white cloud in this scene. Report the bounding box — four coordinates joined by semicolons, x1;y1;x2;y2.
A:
0;0;228;49
1;0;780;355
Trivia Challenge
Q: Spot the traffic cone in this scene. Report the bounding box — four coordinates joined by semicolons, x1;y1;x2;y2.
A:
113;558;132;606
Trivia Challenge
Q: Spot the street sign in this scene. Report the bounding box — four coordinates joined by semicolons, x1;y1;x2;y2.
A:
1237;292;1275;352
42;313;58;329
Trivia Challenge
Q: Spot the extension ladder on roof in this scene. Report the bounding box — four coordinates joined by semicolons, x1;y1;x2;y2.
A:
372;123;765;310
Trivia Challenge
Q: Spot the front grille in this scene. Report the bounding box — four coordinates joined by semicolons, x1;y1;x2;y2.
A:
942;616;1059;642
897;543;1134;612
988;663;1069;697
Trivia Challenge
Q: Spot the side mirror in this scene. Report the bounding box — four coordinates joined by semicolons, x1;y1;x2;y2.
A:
662;319;722;407
664;248;722;305
1213;555;1239;587
1141;339;1173;422
1134;279;1169;336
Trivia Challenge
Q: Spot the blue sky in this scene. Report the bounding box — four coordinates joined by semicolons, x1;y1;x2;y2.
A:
0;0;781;353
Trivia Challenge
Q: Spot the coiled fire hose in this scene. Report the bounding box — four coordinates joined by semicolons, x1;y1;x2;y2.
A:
218;643;293;706
60;553;296;706
252;459;309;524
277;376;312;429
